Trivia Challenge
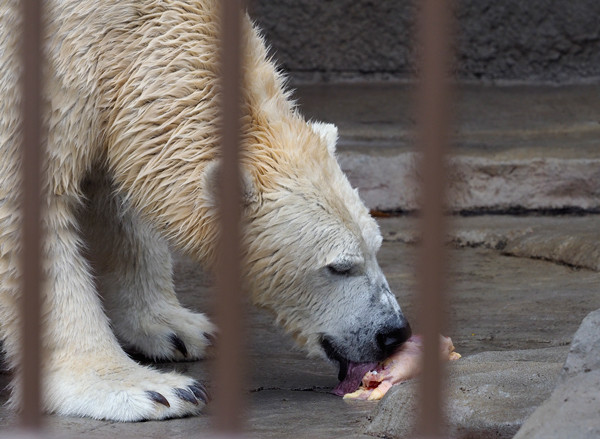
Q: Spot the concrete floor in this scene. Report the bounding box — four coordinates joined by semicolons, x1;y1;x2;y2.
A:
1;83;599;437
2;215;600;437
294;82;600;159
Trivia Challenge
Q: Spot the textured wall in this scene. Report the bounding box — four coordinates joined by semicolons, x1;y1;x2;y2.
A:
250;0;600;83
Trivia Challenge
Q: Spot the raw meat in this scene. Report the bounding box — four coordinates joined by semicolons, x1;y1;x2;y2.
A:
342;335;460;401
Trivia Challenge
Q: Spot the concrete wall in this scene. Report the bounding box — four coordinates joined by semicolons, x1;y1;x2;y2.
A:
250;0;600;83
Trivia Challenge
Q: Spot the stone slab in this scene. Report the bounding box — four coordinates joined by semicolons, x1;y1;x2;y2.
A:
379;214;600;272
339;152;600;212
364;348;566;439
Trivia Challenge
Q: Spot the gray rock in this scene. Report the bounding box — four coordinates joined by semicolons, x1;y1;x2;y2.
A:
513;308;600;439
365;348;566;439
513;371;600;439
560;309;600;382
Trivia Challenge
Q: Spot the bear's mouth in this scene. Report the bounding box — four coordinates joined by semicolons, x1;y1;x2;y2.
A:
321;337;350;381
321;337;378;396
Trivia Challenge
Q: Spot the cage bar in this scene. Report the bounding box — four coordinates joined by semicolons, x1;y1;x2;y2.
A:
20;0;44;431
213;0;246;434
414;0;454;438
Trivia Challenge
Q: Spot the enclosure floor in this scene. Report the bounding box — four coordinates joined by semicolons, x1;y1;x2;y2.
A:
1;214;600;438
2;83;600;437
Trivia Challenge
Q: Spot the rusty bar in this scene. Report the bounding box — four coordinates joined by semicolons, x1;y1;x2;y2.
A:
415;0;454;438
213;0;246;434
20;0;44;431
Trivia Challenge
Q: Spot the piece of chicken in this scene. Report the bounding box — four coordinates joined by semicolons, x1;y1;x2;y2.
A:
342;335;460;401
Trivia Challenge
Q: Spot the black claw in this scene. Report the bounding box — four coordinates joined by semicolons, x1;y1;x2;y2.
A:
170;334;188;357
146;390;170;408
189;381;209;404
174;387;198;405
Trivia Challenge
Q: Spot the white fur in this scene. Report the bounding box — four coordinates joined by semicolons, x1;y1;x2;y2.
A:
310;122;339;155
81;174;216;362
0;0;407;422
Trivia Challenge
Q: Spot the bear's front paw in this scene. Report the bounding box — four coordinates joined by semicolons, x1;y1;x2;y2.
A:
115;305;216;362
40;357;209;421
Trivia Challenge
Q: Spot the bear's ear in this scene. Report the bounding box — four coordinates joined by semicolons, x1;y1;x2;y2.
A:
310;121;338;155
202;160;259;208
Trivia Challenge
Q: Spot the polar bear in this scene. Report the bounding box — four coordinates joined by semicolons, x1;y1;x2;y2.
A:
0;0;411;421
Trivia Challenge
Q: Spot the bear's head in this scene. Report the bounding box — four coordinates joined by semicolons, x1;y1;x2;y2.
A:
226;118;412;379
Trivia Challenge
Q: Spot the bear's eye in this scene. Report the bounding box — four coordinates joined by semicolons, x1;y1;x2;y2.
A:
326;261;354;276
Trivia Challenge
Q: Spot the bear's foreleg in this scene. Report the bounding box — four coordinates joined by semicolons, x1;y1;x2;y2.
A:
82;175;215;362
5;193;207;421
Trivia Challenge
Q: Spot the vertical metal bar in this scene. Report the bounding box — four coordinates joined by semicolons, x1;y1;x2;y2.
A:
214;0;246;434
415;0;453;438
20;0;44;431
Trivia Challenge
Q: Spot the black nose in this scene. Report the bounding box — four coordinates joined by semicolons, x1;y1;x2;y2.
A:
376;323;412;357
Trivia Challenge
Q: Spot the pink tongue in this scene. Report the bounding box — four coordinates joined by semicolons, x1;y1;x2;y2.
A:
331;362;378;396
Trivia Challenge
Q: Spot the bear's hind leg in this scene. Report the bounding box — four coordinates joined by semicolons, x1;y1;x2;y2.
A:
82;175;215;362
